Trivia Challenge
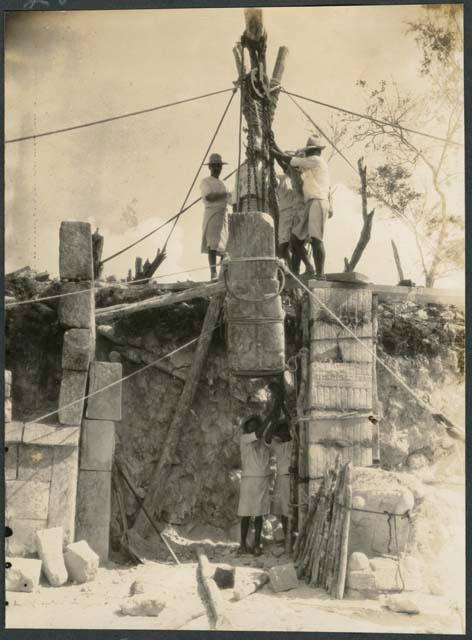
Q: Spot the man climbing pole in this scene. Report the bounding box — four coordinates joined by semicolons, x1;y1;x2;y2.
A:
200;153;231;280
272;136;333;278
274;152;307;274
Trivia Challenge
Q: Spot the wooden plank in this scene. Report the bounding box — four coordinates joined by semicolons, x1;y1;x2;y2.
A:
132;280;226;537
285;277;464;310
95;280;225;323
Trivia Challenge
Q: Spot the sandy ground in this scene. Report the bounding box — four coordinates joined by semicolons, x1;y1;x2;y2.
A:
6;550;463;633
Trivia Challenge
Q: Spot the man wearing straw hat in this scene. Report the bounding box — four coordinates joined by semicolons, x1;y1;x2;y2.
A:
200;153;232;280
272;136;333;279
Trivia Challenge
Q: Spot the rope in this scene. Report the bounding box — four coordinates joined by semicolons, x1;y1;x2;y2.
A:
5;88;235;144
285;92;439;256
24;322;220;437
101;164;242;266
286;267;465;441
5;265;212;308
236;48;245;213
161;88;237;253
282;89;464;147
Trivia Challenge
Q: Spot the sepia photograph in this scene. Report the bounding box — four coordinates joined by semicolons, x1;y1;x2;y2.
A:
4;3;466;634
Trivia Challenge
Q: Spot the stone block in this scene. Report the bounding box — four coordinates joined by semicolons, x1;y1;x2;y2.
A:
18;445;54;482
400;555;423;592
5;398;12;422
47;447;79;546
5;557;42;592
58;282;94;329
23;423;80;447
58;370;88;426
76;470;112;526
349;486;414;557
64;540;99;583
74;522;109;564
5;444;18;480
6;421;24;443
80;419;115;471
346;569;377;591
370;557;403;591
86;362;122;421
268;563;299;592
385;593;421;614
6;480;50;520
5;370;12;398
348;552;370;572
213;564;236;589
62;329;94;371
5;518;48;556
119;597;166;617
59;221;93;281
36;527;68;587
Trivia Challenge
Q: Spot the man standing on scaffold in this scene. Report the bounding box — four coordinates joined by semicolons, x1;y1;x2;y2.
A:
200;153;232;280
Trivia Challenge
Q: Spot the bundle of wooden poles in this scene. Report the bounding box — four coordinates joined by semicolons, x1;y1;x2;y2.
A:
293;460;352;599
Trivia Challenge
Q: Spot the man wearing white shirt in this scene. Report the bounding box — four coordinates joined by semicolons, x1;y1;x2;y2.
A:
273;136;333;278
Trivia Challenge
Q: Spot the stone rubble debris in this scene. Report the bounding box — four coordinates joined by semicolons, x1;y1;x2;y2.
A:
35;527;68;587
64;540;100;583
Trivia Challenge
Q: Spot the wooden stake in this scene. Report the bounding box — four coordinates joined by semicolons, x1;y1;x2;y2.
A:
132;281;225;537
335;463;352;599
391;239;405;283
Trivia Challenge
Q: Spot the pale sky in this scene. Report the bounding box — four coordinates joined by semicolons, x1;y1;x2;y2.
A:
5;6;464;289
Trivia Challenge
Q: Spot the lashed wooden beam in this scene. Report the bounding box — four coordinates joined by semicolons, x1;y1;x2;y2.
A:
95;280;225;323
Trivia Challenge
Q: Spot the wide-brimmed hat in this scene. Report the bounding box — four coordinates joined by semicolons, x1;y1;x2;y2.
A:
205;153;227;166
301;136;325;152
241;414;262;431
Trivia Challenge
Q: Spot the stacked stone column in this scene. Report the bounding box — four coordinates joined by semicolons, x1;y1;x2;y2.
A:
57;221;121;563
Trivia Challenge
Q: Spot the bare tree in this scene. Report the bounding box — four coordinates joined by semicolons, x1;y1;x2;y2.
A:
341;5;464;287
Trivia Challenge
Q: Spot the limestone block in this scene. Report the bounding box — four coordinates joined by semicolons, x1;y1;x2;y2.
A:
64;540;99;583
5;421;24;443
5;518;48;556
18;445;54;482
62;329;94;371
5;369;12;398
348;552;370;572
346;569;376;591
23;423;80;447
349;486;414;557
385;593;421;614
5;398;12;422
58;282;94;329
370;557;403;592
76;470;112;526
5;480;50;520
5;557;42;592
119;597;166;617
86;362;122;421
58;370;88;426
36;527;68;587
400;555;423;592
80;419;115;471
268;563;299;592
59;221;93;281
213;565;236;589
47;447;79;545
5;444;18;480
74;522;109;564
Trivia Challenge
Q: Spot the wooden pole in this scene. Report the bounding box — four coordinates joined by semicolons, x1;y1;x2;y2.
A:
391;239;405;283
196;547;230;630
335;462;352;599
132;282;225;537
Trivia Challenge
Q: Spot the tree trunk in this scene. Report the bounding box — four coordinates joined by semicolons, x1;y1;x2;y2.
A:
344;158;375;272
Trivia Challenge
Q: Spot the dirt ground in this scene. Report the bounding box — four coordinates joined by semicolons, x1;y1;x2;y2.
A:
6;542;463;633
6;472;464;634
